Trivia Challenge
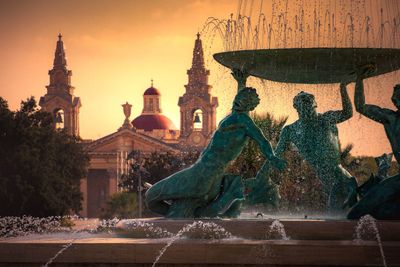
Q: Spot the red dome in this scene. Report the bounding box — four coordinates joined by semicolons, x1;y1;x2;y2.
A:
132;114;177;131
144;86;161;96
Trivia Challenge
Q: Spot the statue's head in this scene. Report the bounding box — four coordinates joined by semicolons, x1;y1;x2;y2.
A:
392;84;400;110
375;153;393;178
293;91;317;118
232;87;260;112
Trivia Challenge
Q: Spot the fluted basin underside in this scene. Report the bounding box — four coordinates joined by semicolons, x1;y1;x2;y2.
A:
213;48;400;84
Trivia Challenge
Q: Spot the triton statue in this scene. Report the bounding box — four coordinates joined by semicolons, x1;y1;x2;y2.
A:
346;65;400;220
273;83;358;212
355;153;393;199
355;65;400;169
348;153;400;220
145;69;286;218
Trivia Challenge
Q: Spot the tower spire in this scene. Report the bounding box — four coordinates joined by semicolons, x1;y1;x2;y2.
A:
185;33;209;89
53;33;67;68
191;32;205;69
40;34;81;137
178;33;218;147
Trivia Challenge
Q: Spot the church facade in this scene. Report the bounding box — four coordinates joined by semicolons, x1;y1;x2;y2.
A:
40;33;218;217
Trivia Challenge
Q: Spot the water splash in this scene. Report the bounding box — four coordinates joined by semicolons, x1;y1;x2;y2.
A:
94;217;120;233
40;218;119;267
122;220;173;238
152;221;234;267
354;214;387;267
201;0;400;51
0;216;64;238
42;239;75;267
268;220;290;240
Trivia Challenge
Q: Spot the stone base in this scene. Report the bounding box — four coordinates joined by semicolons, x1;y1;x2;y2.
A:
1;219;400;266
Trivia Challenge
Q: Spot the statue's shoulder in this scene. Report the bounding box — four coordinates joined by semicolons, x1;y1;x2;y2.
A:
383;108;397;116
220;112;246;126
386;109;399;123
233;112;252;123
317;113;335;124
283;121;296;131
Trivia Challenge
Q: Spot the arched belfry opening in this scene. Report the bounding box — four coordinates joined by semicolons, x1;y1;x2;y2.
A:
192;109;203;131
54;108;65;129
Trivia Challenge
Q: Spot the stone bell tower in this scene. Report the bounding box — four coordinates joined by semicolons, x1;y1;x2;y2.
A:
39;34;81;136
178;33;218;148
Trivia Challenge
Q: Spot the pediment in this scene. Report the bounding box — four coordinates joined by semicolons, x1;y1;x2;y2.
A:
85;128;180;154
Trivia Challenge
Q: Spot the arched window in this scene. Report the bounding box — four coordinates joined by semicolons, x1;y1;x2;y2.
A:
192;109;203;131
53;109;65;129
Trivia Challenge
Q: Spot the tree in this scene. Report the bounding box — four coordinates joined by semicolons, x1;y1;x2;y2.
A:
119;150;200;192
0;96;89;216
101;192;137;219
227;113;288;179
119;150;200;216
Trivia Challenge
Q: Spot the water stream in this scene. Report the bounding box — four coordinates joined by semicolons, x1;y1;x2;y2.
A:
354;214;387;267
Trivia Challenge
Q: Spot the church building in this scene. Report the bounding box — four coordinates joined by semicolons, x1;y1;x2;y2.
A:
132;80;180;143
40;33;218;217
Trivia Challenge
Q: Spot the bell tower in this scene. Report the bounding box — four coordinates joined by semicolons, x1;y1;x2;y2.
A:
178;33;218;148
39;34;81;136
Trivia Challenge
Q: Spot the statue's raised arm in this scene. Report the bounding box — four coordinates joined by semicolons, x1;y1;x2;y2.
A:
354;64;400;167
321;82;353;123
231;68;250;92
355;65;392;123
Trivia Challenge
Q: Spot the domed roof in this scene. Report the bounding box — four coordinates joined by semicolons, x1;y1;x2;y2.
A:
143;86;161;96
132;114;177;131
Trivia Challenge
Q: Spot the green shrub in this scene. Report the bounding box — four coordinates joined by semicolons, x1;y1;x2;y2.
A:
101;192;137;219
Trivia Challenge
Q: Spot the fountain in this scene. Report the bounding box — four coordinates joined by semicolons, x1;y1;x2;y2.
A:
1;0;400;266
207;0;400;218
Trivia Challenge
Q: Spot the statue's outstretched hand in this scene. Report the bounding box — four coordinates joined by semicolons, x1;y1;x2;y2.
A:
231;68;250;87
269;155;287;171
355;64;376;80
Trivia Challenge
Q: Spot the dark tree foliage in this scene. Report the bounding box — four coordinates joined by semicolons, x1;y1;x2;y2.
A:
118;150;200;216
0;96;89;216
227;113;288;179
101;192;137;219
119;150;200;192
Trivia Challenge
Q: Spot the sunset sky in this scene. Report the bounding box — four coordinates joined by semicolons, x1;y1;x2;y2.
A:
0;0;399;157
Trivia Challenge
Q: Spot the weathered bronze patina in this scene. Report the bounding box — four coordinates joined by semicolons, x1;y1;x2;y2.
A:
145;69;285;218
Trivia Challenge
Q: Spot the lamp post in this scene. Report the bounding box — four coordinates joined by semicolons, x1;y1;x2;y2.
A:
138;173;143;218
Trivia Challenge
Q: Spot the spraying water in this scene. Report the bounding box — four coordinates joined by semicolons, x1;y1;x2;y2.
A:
354;214;387;267
202;0;400;51
268;219;290;240
152;221;234;267
42;239;75;267
122;220;173;238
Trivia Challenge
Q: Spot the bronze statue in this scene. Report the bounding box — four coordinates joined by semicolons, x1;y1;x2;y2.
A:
355;65;400;169
273;83;357;212
145;69;286;218
348;153;400;220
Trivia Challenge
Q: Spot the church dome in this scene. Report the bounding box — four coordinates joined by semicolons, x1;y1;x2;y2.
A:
143;86;160;96
132;114;177;131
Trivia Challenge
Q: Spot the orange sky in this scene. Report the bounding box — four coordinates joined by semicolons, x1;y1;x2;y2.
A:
0;0;398;157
